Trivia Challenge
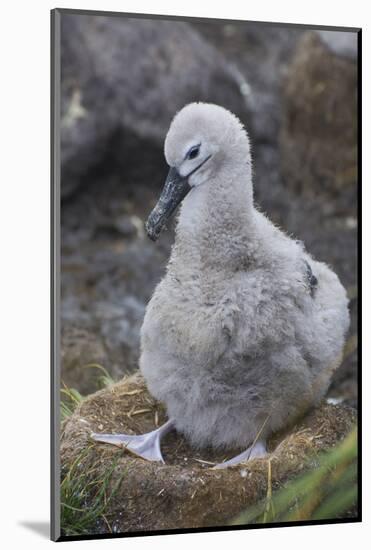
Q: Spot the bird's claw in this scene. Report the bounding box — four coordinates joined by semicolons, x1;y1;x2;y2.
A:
213;440;267;469
91;419;175;463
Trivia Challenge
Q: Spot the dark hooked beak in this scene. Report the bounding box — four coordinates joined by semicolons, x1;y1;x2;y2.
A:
145;167;191;241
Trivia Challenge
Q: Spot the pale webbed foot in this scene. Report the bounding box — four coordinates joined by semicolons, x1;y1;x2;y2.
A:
91;419;175;463
213;440;267;469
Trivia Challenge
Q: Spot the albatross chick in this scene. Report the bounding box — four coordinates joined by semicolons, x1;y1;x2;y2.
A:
93;103;350;468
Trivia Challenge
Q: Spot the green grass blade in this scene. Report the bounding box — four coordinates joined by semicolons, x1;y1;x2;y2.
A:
232;427;357;525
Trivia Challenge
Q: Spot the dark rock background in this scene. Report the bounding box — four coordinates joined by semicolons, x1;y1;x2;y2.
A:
60;14;358;404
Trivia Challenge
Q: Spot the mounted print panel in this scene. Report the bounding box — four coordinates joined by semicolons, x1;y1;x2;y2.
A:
51;8;361;542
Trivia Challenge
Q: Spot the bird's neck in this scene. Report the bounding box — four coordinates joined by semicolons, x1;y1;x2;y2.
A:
172;168;257;275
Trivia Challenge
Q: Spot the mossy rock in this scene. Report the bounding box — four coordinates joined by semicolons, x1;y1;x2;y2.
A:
280;32;357;202
61;373;356;535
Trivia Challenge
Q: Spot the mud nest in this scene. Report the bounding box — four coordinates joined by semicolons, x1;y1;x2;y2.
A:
61;373;357;535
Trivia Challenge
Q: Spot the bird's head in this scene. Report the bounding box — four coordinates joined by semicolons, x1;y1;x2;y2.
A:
145;102;251;241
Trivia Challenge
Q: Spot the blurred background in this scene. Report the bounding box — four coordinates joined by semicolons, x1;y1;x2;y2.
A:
60;13;358;406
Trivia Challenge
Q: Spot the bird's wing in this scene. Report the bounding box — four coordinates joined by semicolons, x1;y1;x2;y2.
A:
303;259;318;297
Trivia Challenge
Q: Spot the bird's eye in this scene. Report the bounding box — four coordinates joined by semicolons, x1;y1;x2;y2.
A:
187;145;200;160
